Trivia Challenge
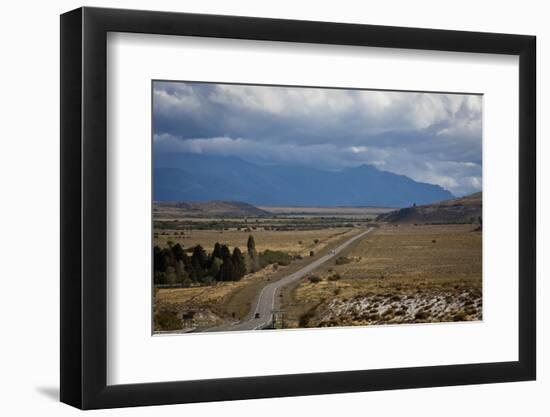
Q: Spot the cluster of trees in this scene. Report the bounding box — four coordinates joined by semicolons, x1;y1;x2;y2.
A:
154;235;263;286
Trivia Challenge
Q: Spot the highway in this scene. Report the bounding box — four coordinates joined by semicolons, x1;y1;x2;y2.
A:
217;227;374;331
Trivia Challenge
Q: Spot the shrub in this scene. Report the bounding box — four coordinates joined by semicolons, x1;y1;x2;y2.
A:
382;307;395;317
155;310;182;331
309;251;315;257
415;311;429;320
453;311;468;321
328;273;341;281
259;250;292;268
299;311;315;327
466;307;477;315
308;275;322;284
335;256;352;265
313;239;319;244
201;276;214;286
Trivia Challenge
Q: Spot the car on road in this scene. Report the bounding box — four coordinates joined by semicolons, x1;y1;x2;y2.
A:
329;250;336;255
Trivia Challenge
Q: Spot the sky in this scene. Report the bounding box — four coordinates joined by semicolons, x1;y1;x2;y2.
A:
153;81;482;196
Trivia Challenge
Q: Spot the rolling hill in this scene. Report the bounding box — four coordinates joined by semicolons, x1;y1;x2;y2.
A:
376;192;482;224
153;153;454;208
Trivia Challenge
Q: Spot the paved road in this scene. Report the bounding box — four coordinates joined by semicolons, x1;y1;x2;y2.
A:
216;227;374;332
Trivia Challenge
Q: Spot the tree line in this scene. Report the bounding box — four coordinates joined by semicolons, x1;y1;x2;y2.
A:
154;235;284;286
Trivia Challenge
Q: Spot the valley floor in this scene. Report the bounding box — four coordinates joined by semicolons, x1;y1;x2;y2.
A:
280;224;482;328
154;223;482;332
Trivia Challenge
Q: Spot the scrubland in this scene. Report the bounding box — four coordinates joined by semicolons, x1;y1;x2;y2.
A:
280;224;482;328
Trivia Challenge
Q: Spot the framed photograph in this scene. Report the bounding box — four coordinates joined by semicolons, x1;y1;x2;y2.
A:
60;7;536;409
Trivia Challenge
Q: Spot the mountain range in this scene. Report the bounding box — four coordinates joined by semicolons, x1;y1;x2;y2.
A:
153;153;454;208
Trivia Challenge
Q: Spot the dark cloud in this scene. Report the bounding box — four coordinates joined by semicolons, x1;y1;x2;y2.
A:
153;81;482;195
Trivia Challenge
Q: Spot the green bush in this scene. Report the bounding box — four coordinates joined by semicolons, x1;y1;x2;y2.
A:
259;250;292;268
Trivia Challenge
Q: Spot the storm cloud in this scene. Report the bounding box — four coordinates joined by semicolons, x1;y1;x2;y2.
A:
153;81;482;196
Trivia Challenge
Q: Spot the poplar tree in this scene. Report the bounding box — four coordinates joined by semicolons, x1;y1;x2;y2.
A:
247;235;260;272
232;247;247;280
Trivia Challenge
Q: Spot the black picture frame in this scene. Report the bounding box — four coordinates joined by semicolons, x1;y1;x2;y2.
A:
60;6;536;410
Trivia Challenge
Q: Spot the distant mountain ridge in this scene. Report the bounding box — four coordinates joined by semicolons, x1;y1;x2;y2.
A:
154;153;454;208
376;192;482;224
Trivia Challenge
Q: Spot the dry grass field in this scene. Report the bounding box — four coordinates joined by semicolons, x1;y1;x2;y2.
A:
154;226;357;257
154;265;277;331
280;224;482;328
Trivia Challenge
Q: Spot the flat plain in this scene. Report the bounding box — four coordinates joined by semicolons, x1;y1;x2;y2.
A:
280;223;482;328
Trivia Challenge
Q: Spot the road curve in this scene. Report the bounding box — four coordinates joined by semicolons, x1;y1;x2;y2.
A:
217;227;374;332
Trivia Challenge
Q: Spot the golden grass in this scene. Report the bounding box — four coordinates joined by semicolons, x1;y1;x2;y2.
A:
155;266;275;309
335;224;482;281
282;224;482;327
154;227;359;256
